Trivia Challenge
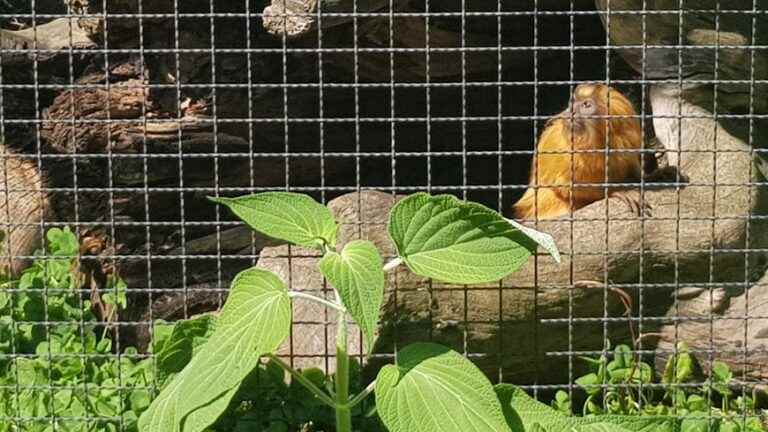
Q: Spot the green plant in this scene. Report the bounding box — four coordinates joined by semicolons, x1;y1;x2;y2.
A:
138;191;560;432
0;227;215;432
210;359;384;432
563;341;768;431
497;380;768;432
0;227;137;431
574;342;654;416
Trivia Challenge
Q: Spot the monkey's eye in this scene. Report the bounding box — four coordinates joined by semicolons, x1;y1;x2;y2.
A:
581;100;593;110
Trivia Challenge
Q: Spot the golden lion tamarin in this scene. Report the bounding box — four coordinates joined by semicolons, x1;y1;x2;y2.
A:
512;84;645;220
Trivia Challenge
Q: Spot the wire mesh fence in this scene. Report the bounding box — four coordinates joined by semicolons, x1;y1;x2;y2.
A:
0;0;767;430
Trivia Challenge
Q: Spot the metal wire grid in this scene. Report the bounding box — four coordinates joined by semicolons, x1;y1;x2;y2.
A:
0;0;764;430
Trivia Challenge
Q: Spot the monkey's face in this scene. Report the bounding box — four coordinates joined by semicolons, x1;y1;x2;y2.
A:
562;84;607;134
554;84;638;149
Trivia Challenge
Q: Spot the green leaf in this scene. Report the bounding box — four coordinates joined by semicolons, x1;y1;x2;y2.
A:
103;275;127;309
686;394;707;412
46;227;79;257
182;386;239;432
662;342;697;385
375;343;512;432
139;268;291;432
720;420;742;432
210;192;337;249
318;240;384;353
154;314;217;387
150;320;174;354
138;370;186;431
680;418;712;432
613;344;633;369
576;373;601;396
552;390;572;415
388;193;542;284
495;384;676;432
130;389;151;412
712;361;733;383
505;217;561;263
53;389;72;412
96;338;111;354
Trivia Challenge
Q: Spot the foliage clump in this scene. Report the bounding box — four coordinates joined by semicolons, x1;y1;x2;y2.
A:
0;228;209;432
548;342;768;431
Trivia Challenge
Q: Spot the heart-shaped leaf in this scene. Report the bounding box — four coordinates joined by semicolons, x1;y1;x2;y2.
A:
318;240;384;353
388;193;542;284
376;343;513;432
139;268;291;432
210;192;337;249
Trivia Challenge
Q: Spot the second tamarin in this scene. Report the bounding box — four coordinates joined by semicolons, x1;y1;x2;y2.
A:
512;83;645;220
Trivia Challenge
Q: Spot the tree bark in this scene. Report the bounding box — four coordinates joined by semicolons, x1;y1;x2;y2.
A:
0;152;50;276
654;273;768;385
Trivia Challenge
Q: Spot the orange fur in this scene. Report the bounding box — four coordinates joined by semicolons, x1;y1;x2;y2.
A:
512;84;642;220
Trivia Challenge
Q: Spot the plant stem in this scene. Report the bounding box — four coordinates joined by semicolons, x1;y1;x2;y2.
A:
289;291;347;313
266;354;337;409
100;306;116;340
335;308;353;432
348;380;376;409
382;257;402;272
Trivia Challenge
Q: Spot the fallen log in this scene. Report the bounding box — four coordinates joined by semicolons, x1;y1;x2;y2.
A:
256;88;767;380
